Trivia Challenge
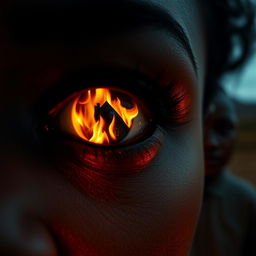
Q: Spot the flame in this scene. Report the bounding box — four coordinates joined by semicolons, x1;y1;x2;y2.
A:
71;88;138;145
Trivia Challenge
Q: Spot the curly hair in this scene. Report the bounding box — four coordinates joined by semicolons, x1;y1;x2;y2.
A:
202;0;255;110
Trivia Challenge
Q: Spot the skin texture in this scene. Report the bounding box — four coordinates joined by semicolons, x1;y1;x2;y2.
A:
0;1;205;255
204;92;238;176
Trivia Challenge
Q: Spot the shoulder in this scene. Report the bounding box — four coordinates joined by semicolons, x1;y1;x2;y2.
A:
221;170;256;205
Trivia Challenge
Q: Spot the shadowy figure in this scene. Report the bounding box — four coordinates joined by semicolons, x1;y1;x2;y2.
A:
190;89;256;256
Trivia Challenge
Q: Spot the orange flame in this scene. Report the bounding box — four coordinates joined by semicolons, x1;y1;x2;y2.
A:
71;88;138;145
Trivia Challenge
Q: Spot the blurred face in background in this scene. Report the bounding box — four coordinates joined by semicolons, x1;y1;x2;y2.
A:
0;1;206;255
204;92;238;176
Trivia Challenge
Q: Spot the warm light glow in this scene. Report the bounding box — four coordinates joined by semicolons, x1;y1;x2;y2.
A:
71;88;139;145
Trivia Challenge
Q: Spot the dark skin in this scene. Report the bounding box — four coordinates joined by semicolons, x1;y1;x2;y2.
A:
204;92;238;176
0;1;206;255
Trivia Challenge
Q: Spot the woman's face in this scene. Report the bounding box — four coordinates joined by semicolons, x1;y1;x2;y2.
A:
204;93;238;176
0;1;206;255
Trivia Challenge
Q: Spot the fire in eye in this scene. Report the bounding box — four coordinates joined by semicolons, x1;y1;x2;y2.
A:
51;87;149;146
72;87;140;145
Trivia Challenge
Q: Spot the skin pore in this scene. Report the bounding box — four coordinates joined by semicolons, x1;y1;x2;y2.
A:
0;1;206;255
204;91;239;176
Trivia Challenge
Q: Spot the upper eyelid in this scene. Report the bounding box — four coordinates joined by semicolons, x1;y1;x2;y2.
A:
32;67;192;138
32;67;166;116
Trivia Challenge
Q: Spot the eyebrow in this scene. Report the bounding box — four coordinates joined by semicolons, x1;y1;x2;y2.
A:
7;0;198;74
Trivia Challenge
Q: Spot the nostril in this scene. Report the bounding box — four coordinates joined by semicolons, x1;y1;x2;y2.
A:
0;203;58;256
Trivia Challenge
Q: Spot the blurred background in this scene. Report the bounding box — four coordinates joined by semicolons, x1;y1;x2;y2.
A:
224;50;256;186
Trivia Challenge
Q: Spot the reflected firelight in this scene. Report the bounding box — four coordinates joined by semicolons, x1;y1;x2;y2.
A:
71;88;139;145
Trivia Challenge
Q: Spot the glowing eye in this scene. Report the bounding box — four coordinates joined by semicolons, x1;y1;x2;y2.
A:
49;87;150;145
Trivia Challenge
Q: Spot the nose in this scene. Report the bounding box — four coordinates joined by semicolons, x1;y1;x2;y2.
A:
204;130;220;149
0;106;58;255
0;196;58;256
0;147;58;256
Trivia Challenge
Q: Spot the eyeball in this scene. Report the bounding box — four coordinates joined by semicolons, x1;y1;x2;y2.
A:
49;87;151;146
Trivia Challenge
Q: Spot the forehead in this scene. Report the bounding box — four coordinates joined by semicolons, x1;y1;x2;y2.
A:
5;0;205;74
6;0;204;44
1;0;205;106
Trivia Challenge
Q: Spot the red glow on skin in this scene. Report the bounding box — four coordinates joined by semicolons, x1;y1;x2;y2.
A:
53;135;162;201
58;160;119;201
76;140;161;173
169;84;192;124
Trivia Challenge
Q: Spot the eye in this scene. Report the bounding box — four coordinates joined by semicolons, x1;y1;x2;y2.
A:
36;68;191;178
49;87;150;146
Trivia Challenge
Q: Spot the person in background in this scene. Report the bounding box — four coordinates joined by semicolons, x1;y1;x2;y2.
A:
190;88;256;256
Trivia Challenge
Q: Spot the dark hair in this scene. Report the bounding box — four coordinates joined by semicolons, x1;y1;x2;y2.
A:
202;0;255;111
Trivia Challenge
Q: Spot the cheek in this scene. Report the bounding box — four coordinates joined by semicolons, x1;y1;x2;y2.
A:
146;131;204;255
76;128;204;256
48;130;204;256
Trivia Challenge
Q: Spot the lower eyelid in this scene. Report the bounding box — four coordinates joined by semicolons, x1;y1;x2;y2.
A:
53;127;163;174
42;126;163;201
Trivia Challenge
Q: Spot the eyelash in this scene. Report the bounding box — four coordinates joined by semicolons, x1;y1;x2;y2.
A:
35;67;190;173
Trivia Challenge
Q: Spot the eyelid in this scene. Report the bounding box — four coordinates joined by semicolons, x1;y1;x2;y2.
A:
33;67;157;117
34;67;191;129
53;128;164;174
